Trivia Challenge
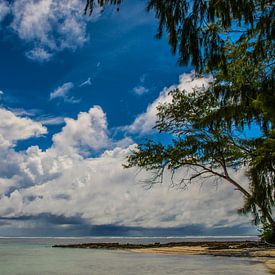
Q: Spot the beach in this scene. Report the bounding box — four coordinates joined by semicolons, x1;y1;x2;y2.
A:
128;244;275;274
53;239;275;274
1;237;273;274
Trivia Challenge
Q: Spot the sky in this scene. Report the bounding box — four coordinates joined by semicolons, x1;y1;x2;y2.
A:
0;0;257;237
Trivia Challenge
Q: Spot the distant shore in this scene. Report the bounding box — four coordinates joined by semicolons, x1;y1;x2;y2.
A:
53;241;275;273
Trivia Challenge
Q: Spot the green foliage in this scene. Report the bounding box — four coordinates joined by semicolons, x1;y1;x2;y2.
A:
260;223;275;243
205;41;275;227
86;1;274;73
84;0;122;14
125;87;274;228
210;41;274;129
146;0;274;73
125;87;248;178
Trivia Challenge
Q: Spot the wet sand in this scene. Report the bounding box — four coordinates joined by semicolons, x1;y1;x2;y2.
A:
129;245;275;273
265;260;275;274
129;245;275;257
53;241;275;273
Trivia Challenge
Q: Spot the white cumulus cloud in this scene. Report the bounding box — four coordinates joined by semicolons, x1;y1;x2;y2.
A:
0;108;47;146
52;106;111;155
7;0;102;61
127;72;211;134
0;141;250;229
0;73;254;234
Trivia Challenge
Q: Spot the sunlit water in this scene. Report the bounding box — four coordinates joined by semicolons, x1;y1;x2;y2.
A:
0;237;270;275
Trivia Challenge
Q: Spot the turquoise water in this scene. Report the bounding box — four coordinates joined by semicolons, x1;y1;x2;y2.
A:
0;238;269;275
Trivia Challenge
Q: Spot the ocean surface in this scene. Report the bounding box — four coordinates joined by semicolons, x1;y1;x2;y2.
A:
0;236;270;275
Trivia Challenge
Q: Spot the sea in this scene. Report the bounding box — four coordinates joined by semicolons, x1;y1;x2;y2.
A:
0;236;270;275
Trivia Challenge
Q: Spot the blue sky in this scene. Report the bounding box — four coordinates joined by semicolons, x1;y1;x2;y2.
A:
0;0;256;236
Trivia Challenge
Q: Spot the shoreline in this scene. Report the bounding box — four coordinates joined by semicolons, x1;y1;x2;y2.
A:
53;241;275;273
129;246;275;274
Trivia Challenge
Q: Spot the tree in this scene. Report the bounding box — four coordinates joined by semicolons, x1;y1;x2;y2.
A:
85;0;275;240
206;42;275;232
85;0;122;15
124;84;274;241
123;42;275;239
85;1;274;70
85;1;274;122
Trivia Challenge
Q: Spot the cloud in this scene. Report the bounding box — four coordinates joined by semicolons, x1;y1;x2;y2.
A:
0;105;131;195
132;86;149;95
79;77;92;87
132;74;149;95
0;142;250;230
140;74;147;84
6;108;64;125
7;0;102;61
7;108;40;117
50;82;74;100
0;108;47;196
0;73;254;235
127;85;173;134
25;47;53;62
0;108;47;146
0;0;9;23
52;106;111;155
50;82;81;103
127;72;211;134
37;116;65;126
